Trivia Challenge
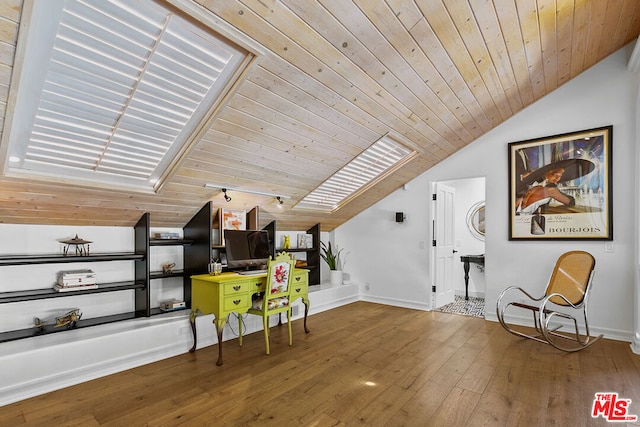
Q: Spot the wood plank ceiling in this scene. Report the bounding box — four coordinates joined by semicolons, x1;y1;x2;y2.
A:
0;0;638;231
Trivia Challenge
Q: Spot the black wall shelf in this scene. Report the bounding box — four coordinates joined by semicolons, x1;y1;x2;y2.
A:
264;221;320;286
0;207;212;344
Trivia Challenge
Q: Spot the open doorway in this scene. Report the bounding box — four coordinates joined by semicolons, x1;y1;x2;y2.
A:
432;177;486;317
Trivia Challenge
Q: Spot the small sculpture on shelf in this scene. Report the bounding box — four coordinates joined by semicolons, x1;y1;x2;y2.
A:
34;308;82;330
162;262;176;274
59;234;92;256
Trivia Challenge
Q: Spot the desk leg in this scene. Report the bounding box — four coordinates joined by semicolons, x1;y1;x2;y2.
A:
302;297;310;333
214;317;227;366
189;310;198;353
463;260;470;301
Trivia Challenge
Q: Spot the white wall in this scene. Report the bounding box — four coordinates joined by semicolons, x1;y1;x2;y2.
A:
339;44;638;341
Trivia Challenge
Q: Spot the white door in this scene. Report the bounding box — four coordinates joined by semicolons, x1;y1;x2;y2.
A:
434;182;456;309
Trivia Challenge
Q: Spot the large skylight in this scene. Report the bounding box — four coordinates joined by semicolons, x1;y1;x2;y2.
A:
295;135;417;212
2;0;252;191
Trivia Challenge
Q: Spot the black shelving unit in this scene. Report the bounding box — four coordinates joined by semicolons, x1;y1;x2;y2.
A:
0;213;151;343
134;213;150;316
183;202;215;308
264;221;321;286
0;206;213;343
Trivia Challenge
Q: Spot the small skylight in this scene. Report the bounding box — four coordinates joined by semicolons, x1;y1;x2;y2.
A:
2;0;252;191
295;135;417;212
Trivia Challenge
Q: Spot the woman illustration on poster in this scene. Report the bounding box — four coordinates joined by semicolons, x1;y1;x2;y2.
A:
515;167;576;215
514;158;594;215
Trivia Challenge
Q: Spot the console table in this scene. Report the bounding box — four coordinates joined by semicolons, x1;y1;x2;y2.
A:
189;269;310;365
460;255;485;300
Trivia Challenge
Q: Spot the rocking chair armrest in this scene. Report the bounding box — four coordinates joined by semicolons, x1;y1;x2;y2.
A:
497;286;544;307
540;292;581;310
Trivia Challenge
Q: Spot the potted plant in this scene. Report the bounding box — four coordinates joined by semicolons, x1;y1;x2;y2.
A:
320;241;344;285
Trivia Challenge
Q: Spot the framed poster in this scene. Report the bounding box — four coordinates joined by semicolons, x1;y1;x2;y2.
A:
221;209;246;231
216;208;247;245
508;126;612;240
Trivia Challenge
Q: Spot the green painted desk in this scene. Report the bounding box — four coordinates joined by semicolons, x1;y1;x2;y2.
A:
189;269;310;365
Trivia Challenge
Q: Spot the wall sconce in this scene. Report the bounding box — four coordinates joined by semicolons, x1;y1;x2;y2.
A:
222;188;232;202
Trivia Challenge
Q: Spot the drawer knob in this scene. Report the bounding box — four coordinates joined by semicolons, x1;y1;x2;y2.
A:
295;277;301;281
295;288;301;292
255;283;261;287
233;299;241;305
233;285;241;291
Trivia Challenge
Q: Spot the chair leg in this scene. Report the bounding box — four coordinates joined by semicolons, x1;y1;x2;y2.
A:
263;315;270;355
238;314;243;347
287;308;292;347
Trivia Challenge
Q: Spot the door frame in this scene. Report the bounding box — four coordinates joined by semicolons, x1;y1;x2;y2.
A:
430;177;487;310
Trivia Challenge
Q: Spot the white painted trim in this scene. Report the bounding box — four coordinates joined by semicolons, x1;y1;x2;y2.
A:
360;295;431;311
488;312;633;343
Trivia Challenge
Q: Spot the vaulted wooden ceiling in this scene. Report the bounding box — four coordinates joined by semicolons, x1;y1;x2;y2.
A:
0;0;639;231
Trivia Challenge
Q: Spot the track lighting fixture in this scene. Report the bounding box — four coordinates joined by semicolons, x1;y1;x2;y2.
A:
276;196;284;208
204;184;290;202
222;188;232;203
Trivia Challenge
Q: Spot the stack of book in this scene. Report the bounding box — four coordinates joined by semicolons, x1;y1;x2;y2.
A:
54;269;98;292
153;232;180;239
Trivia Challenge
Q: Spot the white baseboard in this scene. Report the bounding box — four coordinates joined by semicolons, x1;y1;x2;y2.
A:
360;294;431;311
486;311;633;343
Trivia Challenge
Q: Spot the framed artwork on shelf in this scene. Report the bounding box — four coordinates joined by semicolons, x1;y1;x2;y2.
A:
508;125;613;240
216;209;246;245
297;233;312;249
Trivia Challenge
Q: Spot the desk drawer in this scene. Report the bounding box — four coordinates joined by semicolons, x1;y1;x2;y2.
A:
290;284;306;298
223;294;251;312
290;272;308;298
249;279;266;293
223;281;251;295
292;272;308;287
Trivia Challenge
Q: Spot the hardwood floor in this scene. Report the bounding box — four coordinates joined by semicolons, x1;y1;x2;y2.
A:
2;302;640;426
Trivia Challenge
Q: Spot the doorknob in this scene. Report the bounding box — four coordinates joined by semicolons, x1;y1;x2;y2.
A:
453;250;458;253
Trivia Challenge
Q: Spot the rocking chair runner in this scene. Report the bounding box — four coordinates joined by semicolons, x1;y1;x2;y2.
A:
496;250;602;352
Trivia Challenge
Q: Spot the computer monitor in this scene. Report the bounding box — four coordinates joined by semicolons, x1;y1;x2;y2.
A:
223;229;271;270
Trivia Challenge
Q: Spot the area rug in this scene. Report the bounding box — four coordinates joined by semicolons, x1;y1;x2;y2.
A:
437;295;485;318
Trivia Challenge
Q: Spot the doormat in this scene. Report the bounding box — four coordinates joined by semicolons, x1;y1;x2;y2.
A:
437;295;485;318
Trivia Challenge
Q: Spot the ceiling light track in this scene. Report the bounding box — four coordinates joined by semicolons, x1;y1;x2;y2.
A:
205;184;290;202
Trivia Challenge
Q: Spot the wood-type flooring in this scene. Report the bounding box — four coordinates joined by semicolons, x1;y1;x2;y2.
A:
2;301;639;426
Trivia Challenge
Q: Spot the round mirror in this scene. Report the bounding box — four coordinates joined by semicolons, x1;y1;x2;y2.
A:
466;201;485;240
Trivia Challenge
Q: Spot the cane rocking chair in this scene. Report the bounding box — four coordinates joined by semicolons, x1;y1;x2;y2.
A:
496;250;602;352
